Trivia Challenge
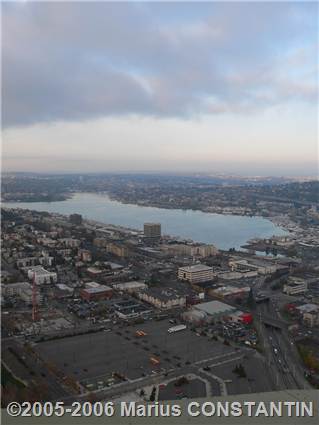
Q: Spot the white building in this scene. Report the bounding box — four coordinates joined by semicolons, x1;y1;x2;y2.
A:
283;277;308;295
229;258;277;275
178;264;214;283
27;266;57;285
113;281;147;294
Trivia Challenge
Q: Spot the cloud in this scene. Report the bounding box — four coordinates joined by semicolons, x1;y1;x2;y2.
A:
2;1;318;128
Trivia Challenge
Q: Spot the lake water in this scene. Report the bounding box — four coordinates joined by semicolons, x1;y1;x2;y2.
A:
2;192;288;250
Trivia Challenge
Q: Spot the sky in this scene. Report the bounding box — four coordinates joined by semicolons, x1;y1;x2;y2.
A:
2;1;318;176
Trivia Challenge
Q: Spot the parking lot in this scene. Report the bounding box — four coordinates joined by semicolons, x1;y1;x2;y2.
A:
158;377;207;401
206;354;274;395
36;319;235;389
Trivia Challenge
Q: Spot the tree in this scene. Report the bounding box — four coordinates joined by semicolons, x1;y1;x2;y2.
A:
149;386;156;401
233;364;247;378
139;389;145;398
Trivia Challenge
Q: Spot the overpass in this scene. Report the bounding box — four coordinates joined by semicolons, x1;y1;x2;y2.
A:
259;314;288;329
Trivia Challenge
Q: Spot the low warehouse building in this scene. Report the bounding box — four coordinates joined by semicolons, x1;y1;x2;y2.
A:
194;300;236;322
80;285;113;301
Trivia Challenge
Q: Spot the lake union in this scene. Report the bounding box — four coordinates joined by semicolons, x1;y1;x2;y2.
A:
4;192;288;250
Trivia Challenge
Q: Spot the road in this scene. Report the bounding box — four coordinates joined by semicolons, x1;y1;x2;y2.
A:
253;277;311;390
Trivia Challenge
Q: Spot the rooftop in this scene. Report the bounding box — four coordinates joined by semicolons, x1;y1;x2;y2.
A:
81;285;112;294
179;264;213;273
194;300;236;316
28;265;55;276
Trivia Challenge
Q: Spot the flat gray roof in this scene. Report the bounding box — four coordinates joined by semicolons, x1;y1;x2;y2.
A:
82;285;112;294
194;300;236;316
179;264;213;273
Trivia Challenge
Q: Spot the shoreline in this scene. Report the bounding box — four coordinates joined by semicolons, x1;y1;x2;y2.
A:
78;191;297;237
1;191;292;251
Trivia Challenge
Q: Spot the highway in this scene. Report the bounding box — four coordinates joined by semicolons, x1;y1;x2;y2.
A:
253;277;311;390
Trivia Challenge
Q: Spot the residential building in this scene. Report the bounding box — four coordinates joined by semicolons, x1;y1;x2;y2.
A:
106;243;129;258
138;288;186;309
60;238;81;248
162;243;218;257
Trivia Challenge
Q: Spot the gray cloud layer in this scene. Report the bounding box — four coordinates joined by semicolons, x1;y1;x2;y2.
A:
2;1;318;128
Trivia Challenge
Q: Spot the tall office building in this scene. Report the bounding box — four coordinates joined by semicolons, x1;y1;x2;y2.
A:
69;213;82;225
144;223;161;239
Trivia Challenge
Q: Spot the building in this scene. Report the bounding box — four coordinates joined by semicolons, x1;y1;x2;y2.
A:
283;277;308;295
20;287;43;305
144;223;161;239
137;288;186;309
86;267;103;277
114;300;152;319
27;266;57;285
84;281;101;289
3;282;30;296
303;311;319;327
60;238;81;248
228;311;253;325
178;264;214;284
106;243;129;258
17;256;54;269
194;300;236;322
80;285;113;301
79;249;92;262
93;238;108;248
295;303;319;327
113;281;147;294
182;309;207;325
208;285;251;301
191;245;219;257
2;282;42;305
104;261;124;271
16;257;38;268
162;243;218;258
69;213;82;225
229;258;277;275
37;237;57;248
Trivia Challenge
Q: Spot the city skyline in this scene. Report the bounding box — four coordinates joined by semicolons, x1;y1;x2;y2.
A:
2;1;318;176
